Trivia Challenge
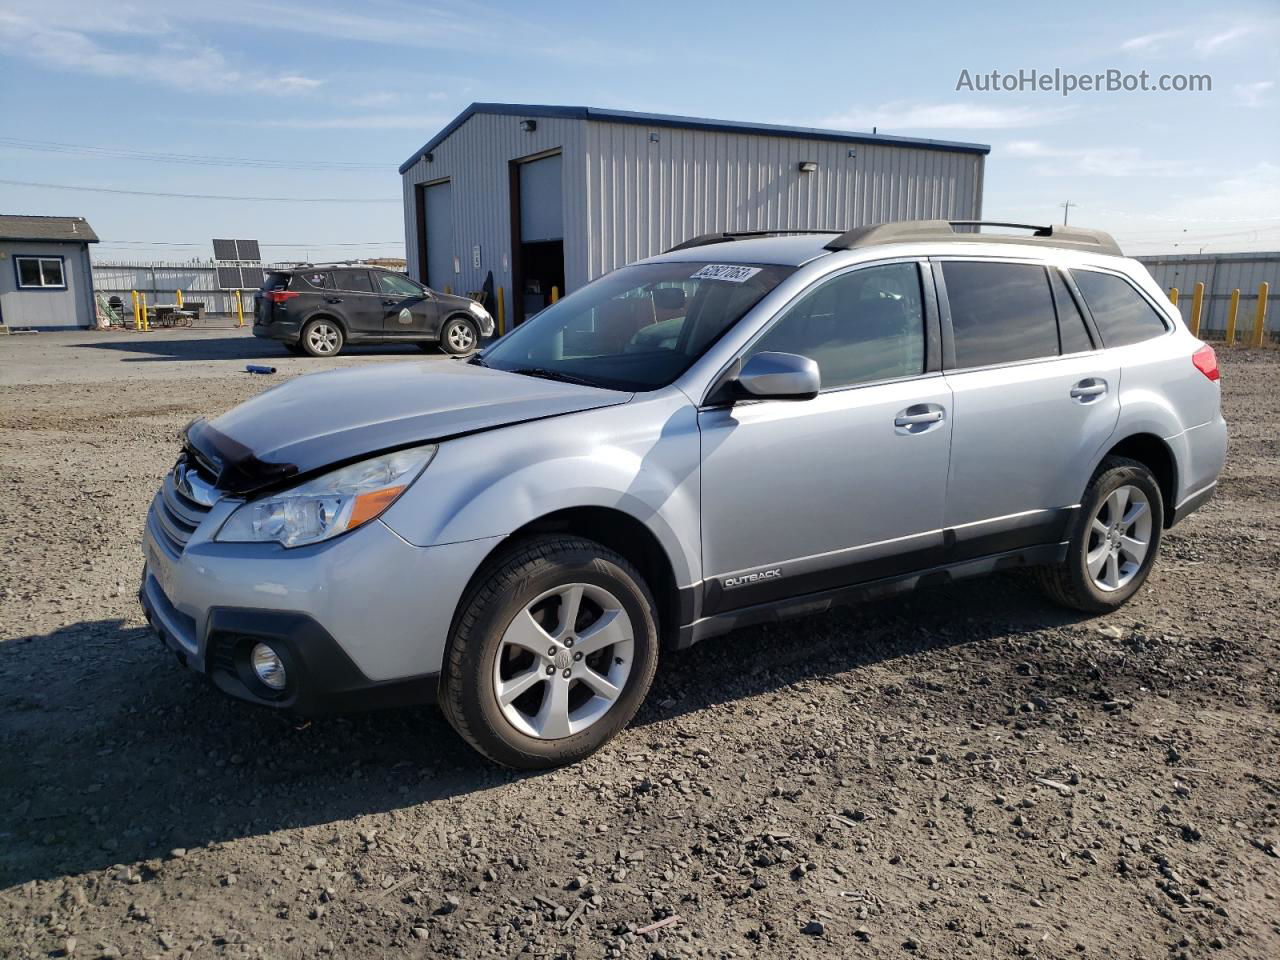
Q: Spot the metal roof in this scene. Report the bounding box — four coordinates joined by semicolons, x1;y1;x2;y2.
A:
0;214;99;244
399;103;992;174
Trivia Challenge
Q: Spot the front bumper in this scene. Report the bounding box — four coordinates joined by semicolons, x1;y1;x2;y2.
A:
141;493;503;714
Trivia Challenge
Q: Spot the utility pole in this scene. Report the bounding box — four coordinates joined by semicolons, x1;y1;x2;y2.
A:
1060;201;1076;225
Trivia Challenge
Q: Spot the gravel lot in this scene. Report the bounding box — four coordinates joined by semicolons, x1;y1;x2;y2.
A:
1;331;1277;960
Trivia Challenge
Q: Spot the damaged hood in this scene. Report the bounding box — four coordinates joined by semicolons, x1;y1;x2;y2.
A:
186;360;630;495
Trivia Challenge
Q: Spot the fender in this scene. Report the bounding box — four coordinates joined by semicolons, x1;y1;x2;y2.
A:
379;389;703;589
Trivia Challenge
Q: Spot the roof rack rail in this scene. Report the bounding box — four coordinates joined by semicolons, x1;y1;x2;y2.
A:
666;229;841;253
823;220;1123;257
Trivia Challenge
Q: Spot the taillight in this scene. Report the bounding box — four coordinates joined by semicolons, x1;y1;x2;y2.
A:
1192;344;1220;382
266;290;299;303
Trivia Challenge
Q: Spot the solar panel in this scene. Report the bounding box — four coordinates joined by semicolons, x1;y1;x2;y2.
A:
240;266;264;289
212;238;238;261
235;239;261;261
216;266;243;289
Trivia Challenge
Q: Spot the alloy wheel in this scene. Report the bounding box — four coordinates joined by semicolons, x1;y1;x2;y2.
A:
307;323;340;355
492;583;634;739
447;321;476;352
1086;484;1152;591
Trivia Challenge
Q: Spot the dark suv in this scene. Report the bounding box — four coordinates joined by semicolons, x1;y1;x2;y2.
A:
254;264;495;357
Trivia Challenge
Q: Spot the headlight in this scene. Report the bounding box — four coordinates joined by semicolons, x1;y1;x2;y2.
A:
216;445;436;548
468;301;489;318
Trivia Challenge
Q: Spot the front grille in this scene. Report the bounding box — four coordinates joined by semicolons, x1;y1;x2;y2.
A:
150;458;216;554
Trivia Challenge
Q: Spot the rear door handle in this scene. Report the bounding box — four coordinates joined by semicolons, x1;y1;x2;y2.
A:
894;403;946;434
1070;378;1108;402
326;297;343;304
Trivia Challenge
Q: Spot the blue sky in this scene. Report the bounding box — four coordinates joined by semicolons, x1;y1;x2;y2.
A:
1;0;1277;262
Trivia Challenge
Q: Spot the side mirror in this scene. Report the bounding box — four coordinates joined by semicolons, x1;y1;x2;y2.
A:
733;351;820;401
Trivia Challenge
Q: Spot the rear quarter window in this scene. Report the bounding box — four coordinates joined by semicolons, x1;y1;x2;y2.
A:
1071;270;1169;347
298;270;333;290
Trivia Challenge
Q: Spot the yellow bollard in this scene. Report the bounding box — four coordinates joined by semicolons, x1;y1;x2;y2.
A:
550;286;559;304
235;290;245;328
1189;282;1204;338
1251;282;1270;348
131;290;140;329
497;286;506;336
1225;289;1240;346
140;292;148;331
1169;287;1179;305
176;289;184;309
444;285;452;295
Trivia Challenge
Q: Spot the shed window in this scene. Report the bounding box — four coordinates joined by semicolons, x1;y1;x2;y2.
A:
15;256;66;289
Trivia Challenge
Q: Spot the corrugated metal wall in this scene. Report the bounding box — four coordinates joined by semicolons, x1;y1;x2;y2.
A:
401;113;984;309
93;260;268;315
1136;253;1279;334
580;121;984;280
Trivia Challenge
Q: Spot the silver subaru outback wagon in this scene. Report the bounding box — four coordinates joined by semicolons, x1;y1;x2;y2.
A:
141;220;1227;768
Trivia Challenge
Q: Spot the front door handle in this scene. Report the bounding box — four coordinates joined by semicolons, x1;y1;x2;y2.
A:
1070;378;1108;402
382;299;398;306
894;403;946;434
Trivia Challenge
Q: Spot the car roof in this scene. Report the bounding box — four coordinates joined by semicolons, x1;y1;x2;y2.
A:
643;233;841;267
279;263;397;272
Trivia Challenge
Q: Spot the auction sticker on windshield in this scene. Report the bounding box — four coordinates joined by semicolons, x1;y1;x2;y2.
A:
690;264;762;283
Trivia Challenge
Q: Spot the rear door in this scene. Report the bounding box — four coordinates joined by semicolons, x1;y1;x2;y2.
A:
938;258;1120;558
376;272;438;336
697;260;953;614
330;269;383;335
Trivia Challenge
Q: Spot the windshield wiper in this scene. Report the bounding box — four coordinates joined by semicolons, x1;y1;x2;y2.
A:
509;366;600;388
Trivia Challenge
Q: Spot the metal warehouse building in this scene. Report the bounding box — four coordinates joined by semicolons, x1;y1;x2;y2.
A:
399;103;989;327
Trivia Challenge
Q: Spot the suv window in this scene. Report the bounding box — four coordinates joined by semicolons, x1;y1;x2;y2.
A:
299;270;333;290
377;273;424;298
1071;269;1168;347
745;262;925;389
333;269;374;293
1049;269;1094;354
942;261;1059;367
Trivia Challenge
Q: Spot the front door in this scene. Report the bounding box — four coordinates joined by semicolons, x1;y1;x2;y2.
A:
698;261;953;615
329;268;384;336
937;259;1121;558
377;272;437;336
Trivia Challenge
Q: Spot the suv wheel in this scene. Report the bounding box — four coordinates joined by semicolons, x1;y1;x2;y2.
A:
1038;456;1164;613
441;536;659;769
301;319;344;357
439;316;478;356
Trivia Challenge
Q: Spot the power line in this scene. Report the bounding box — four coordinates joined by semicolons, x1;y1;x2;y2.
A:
94;239;405;247
0;178;401;203
0;137;391;171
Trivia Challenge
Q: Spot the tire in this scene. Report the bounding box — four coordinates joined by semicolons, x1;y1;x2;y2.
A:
439;315;479;356
300;318;344;357
441;536;659;769
1038;456;1164;613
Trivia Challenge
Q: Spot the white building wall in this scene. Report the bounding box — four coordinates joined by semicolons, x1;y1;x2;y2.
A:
0;240;94;329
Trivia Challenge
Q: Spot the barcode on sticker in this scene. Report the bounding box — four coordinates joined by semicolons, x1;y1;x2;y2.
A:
690;264;762;283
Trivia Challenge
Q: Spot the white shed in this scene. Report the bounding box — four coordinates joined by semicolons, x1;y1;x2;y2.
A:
0;215;99;330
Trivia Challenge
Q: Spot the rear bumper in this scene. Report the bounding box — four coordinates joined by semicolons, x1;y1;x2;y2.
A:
252;320;301;342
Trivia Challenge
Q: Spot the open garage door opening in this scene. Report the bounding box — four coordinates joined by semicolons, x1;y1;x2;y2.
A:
510;152;565;325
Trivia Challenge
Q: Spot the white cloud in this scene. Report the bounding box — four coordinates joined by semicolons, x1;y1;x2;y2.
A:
822;102;1072;132
1003;140;1195;178
1166;162;1280;222
1194;25;1251;56
0;10;324;95
1120;30;1181;53
1233;80;1275;107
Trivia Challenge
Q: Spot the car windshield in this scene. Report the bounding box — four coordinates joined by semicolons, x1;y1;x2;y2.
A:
478;261;795;391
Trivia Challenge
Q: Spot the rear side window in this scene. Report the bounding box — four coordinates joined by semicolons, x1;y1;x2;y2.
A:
333;269;374;293
942;261;1059;367
1071;270;1168;347
1049;269;1093;354
299;270;333;290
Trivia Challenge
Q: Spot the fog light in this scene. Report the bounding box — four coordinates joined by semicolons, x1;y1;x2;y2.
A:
251;643;287;690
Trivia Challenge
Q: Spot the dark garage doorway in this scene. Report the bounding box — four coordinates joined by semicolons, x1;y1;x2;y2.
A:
418;179;454;291
509;151;565;325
